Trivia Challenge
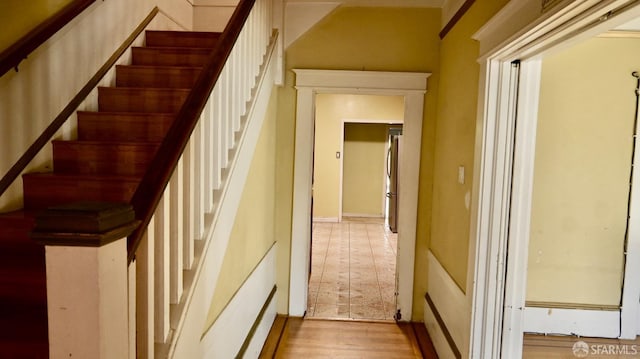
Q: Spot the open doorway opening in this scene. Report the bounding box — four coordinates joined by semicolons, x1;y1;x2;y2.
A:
289;69;430;321
306;94;403;321
470;3;640;357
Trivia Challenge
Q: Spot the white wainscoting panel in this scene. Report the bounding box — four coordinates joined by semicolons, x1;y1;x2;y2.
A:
427;251;467;350
424;300;457;359
202;244;277;358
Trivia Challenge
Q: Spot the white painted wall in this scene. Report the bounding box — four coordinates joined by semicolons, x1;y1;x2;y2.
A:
193;0;239;32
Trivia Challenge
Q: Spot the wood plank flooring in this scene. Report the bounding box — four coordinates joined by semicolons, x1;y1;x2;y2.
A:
262;317;435;358
260;316;640;358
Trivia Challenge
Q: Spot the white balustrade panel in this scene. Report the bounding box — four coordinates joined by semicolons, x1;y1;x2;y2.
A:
203;101;214;214
170;157;184;304
154;191;170;343
183;138;195;270
193;120;204;239
136;217;155;359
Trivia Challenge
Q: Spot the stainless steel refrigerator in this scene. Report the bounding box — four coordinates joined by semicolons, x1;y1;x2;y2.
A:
387;128;402;233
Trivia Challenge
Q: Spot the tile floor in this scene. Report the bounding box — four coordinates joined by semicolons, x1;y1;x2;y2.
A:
307;217;398;321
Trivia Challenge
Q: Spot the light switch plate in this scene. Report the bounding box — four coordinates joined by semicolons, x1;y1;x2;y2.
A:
458;166;465;184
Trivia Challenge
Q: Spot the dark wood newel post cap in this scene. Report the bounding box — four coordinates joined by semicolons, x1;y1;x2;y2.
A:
30;201;140;247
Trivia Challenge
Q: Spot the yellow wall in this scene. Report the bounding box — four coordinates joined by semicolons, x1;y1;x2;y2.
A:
276;6;441;320
343;123;389;216
526;37;640;306
312;94;403;219
205;89;278;330
429;0;509;290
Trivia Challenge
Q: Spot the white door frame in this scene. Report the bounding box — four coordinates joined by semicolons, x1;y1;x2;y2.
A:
470;1;640;357
289;70;430;319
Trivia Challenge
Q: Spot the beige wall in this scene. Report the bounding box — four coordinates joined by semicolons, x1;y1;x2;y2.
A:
0;0;193;212
526;37;640;306
342;123;389;217
312;94;403;219
276;6;441;320
429;0;509;290
204;89;278;330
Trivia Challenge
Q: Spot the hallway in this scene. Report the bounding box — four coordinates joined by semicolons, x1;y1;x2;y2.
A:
307;218;397;320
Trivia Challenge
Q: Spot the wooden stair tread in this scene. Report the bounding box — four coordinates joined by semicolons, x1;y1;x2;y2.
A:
23;173;141;210
98;87;190;113
23;172;142;180
131;46;212;67
77;111;175;142
116;64;203;70
116;64;202;89
144;30;222;48
52;139;161;146
52;140;160;176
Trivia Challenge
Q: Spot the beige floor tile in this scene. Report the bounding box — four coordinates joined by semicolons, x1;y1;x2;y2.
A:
308;218;398;321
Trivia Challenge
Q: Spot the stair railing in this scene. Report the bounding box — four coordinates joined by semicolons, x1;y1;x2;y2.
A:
127;0;274;356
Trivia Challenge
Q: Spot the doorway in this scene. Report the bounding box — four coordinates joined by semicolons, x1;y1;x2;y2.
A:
289;70;431;320
306;95;404;320
470;2;640;357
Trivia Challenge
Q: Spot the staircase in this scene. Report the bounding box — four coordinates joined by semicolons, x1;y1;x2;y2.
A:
0;30;220;358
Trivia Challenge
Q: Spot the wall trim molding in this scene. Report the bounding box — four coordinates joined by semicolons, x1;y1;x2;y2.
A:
201;245;278;358
598;30;640;38
312;217;339;223
523;306;620;338
426;250;467;357
425;294;461;359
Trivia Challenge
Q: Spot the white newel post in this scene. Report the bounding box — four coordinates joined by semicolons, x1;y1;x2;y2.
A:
31;202;140;359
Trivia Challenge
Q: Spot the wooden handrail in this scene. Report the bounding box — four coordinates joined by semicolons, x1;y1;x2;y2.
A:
0;0;96;78
127;0;257;263
0;7;160;202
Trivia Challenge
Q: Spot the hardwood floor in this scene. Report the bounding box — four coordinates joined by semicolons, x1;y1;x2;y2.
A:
261;316;438;358
260;316;640;359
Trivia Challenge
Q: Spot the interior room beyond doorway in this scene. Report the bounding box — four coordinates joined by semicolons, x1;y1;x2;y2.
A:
308;93;404;321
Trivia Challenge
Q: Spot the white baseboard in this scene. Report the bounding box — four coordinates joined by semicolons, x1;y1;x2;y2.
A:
523;306;620;338
201;244;277;358
312;217;338;223
341;213;384;218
